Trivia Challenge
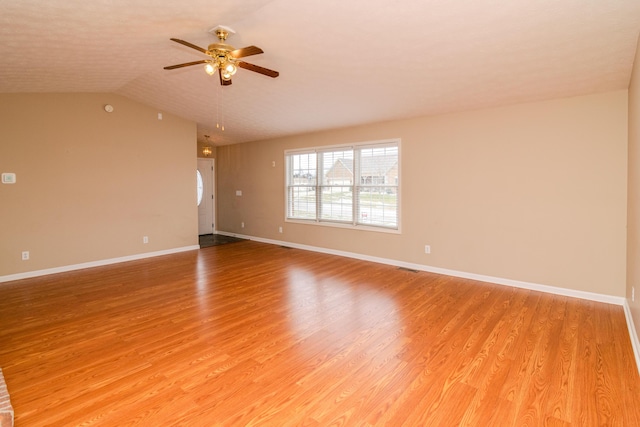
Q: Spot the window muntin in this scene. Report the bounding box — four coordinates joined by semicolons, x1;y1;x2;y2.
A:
286;140;399;231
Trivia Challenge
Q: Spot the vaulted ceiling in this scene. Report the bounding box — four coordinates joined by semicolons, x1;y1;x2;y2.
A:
2;0;639;146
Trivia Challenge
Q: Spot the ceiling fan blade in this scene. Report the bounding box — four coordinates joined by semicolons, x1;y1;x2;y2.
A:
164;60;207;70
230;46;264;59
219;69;232;86
170;38;207;54
237;61;279;78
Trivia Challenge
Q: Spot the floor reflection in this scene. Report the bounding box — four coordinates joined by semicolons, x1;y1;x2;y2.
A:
285;267;400;342
194;250;211;316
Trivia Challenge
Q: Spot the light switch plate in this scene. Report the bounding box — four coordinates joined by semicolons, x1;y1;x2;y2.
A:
1;173;16;184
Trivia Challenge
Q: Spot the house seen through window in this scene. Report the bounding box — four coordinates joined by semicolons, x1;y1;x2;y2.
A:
286;140;400;230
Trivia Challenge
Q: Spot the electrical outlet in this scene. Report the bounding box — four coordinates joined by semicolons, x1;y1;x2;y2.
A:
633;287;635;302
143;236;149;244
241;222;245;228
21;251;29;260
424;245;431;254
279;226;283;233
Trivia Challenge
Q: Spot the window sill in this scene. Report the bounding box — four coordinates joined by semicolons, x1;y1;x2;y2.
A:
284;218;401;234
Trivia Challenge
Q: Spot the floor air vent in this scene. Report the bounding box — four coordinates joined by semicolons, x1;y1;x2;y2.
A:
398;267;419;273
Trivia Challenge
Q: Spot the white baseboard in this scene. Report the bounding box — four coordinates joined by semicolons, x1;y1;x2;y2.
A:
0;245;200;283
223;232;624;304
623;300;640;375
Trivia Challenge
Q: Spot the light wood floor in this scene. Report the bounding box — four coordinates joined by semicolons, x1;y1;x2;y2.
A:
0;241;639;426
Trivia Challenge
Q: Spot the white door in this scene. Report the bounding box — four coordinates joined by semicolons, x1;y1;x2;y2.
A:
197;158;215;235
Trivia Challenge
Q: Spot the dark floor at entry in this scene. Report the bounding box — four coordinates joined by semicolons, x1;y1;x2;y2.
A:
199;234;246;248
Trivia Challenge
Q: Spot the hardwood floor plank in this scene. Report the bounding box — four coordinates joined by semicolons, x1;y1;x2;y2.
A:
592;304;632;426
543;297;580;424
510;295;567;426
0;241;639;425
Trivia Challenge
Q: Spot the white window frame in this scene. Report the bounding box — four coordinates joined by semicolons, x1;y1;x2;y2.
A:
285;139;401;233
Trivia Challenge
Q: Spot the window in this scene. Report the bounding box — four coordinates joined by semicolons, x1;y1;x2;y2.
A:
196;170;204;206
286;140;399;230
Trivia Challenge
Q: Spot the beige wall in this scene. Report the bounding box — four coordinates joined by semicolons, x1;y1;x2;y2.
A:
0;90;628;298
217;91;628;296
0;93;198;277
628;37;640;341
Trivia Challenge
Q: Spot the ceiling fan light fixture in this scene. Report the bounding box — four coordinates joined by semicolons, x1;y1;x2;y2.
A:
224;62;237;76
204;62;217;75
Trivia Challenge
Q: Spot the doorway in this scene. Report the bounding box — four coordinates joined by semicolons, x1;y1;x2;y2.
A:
197;158;215;235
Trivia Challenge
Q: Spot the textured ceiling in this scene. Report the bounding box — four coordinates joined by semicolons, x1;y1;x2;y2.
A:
2;0;639;146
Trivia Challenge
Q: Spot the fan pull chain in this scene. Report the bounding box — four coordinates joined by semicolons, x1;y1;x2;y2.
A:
214;83;225;132
215;83;220;130
221;86;225;131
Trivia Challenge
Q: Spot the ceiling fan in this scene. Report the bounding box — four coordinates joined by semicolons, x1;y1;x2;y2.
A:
164;26;279;86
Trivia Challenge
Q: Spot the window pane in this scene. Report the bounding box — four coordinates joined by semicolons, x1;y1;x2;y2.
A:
357;187;398;228
320;186;353;222
288;186;316;219
290;153;317;186
319;150;354;222
321;150;353;185
356;144;398;228
358;145;398;187
287;152;317;220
